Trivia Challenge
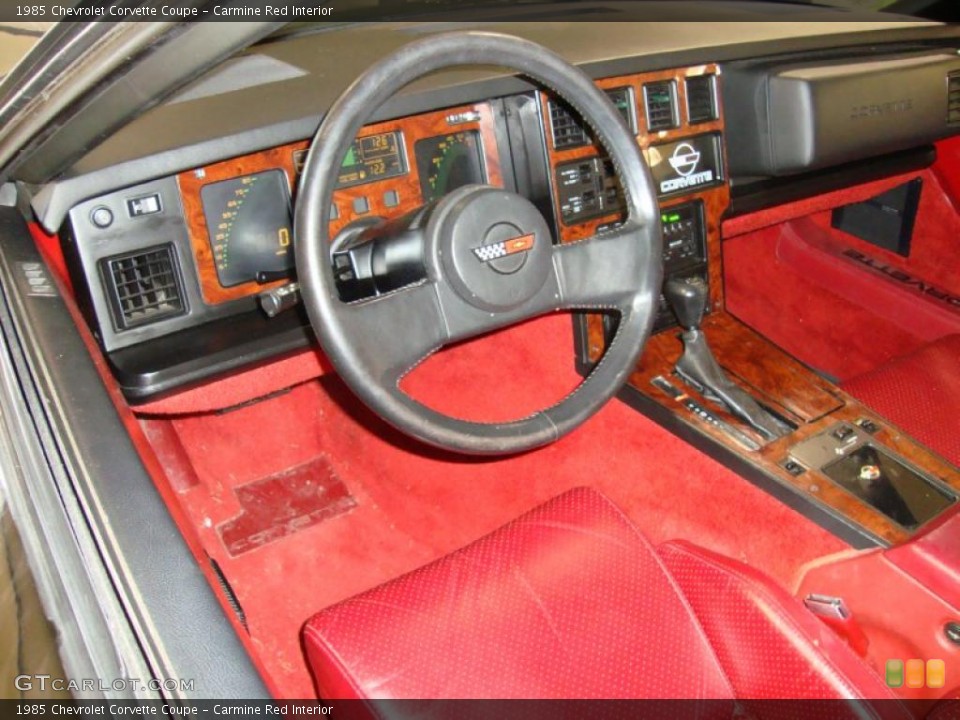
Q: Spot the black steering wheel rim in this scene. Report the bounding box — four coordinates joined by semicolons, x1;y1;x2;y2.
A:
295;31;663;455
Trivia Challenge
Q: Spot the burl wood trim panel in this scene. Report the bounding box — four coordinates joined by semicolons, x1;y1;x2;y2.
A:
623;313;959;546
539;64;728;313
177;103;503;305
541;66;727;364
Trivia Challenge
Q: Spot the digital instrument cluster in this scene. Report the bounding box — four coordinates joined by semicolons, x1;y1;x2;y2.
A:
415;131;486;202
196;126;489;292
201;170;293;288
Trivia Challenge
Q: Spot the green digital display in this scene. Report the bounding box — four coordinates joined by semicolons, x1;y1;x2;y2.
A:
661;212;682;224
336;131;406;188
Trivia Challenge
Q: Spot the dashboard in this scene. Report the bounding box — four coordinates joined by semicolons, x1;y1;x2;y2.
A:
53;23;960;401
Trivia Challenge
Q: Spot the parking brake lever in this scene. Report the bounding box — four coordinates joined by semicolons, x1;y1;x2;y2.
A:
664;277;791;442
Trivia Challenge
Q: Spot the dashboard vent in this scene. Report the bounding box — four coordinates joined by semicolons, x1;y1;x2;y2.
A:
101;245;186;330
644;81;678;131
549;99;589;150
949;72;960;125
686;75;717;124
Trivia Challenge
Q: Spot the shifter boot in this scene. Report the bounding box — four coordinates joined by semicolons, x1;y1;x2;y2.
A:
676;329;792;441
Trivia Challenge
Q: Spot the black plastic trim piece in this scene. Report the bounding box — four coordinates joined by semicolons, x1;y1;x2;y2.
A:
0;206;270;699
111;304;314;402
30;29;960;233
614;383;882;550
728;145;937;217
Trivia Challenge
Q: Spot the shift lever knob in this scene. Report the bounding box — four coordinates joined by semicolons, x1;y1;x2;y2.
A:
664;277;708;331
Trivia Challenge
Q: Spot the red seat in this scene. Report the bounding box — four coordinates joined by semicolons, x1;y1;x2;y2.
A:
302;488;908;712
841;334;960;467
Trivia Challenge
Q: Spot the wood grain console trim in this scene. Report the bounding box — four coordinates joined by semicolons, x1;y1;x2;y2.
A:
621;311;959;546
539;64;728;311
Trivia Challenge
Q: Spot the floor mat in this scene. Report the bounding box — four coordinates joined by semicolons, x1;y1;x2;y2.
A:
724;168;960;381
155;313;848;698
724;225;931;381
217;457;356;557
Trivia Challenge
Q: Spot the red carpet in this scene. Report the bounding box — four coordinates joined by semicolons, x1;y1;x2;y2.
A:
141;313;847;698
724;167;960;381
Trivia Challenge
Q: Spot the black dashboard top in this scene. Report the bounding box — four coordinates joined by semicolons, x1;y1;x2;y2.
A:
30;19;954;232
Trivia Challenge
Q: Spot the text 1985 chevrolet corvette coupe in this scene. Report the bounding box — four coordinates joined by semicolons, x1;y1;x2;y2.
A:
0;8;959;714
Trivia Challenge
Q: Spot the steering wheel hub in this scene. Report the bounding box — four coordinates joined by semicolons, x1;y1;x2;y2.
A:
435;186;553;313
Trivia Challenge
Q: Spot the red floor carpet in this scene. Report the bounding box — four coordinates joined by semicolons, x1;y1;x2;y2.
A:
145;313;848;698
724;168;960;381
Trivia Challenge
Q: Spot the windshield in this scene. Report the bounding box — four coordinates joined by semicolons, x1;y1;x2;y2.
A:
0;22;51;80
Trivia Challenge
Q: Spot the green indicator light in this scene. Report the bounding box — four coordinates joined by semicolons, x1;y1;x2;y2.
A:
885;659;904;688
342;146;358;168
667;213;681;222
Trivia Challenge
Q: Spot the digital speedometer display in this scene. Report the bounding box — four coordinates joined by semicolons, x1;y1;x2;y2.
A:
415;131;486;202
336;131;406;188
201;169;293;288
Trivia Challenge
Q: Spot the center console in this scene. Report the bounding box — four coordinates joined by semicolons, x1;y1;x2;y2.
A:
543;65;959;548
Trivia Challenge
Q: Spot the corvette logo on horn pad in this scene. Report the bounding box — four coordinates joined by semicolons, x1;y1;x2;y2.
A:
472;233;536;263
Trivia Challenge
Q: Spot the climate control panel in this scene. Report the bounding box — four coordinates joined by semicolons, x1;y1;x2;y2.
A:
554;157;623;225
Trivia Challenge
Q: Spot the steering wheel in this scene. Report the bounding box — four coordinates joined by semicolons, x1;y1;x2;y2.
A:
295;32;662;455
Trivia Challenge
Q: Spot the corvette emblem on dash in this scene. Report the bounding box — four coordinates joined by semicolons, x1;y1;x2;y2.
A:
472;233;536;263
668;143;701;177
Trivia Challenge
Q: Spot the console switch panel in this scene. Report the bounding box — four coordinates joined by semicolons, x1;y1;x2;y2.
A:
788;424;955;530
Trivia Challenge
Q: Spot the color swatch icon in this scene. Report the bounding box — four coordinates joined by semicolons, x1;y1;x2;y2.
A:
886;659;903;687
927;659;945;689
886;659;946;689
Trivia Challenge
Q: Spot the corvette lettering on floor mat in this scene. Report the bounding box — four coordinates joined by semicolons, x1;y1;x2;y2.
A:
843;249;960;310
217;456;357;557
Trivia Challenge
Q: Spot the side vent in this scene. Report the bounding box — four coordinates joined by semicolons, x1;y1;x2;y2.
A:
949;72;960;125
549;99;589;150
100;245;186;331
686;75;717;124
644;81;678;131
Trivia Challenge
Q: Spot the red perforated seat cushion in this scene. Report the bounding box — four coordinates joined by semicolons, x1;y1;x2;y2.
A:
842;335;960;467
303;487;735;701
303;488;908;711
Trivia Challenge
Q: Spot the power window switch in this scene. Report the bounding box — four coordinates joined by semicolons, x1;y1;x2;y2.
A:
783;460;805;476
832;425;856;442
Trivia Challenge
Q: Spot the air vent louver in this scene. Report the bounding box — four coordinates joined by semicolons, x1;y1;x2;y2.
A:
549;99;589;150
644;81;678;131
101;245;186;330
949;72;960;125
686;75;717;124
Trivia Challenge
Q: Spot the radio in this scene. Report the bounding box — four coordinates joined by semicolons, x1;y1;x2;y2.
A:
590;201;708;346
655;200;707;331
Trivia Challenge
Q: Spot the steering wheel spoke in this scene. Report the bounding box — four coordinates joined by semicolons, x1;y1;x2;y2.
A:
341;280;449;387
551;221;652;312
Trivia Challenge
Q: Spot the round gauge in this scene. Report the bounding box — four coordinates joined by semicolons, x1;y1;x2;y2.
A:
200;169;294;288
415;130;487;202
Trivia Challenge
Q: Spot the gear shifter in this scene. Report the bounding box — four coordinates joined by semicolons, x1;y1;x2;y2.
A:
664;277;791;441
